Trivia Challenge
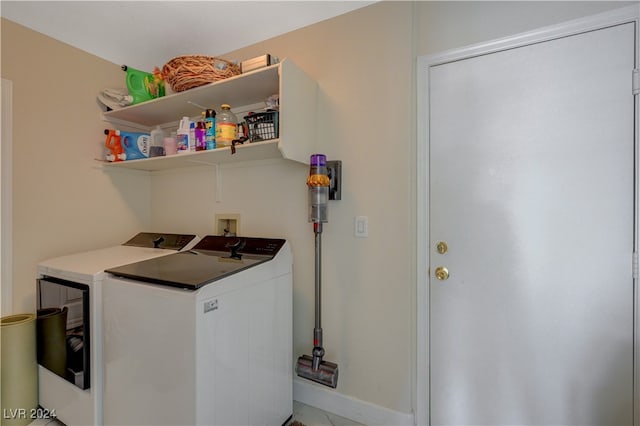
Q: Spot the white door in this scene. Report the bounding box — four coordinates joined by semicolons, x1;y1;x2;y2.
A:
429;23;635;425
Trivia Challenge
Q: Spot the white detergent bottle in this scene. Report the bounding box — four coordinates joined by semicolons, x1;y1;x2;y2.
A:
177;116;190;154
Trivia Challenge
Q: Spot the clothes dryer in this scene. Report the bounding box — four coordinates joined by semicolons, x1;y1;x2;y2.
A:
36;233;199;426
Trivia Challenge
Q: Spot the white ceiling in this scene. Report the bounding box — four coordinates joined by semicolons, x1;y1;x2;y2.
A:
1;1;375;71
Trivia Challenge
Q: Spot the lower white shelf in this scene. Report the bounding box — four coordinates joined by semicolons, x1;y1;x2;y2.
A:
100;139;283;171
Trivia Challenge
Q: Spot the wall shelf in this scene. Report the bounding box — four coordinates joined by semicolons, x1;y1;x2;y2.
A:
101;59;317;170
100;140;282;171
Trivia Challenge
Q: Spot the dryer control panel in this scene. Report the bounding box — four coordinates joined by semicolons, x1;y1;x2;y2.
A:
123;232;197;250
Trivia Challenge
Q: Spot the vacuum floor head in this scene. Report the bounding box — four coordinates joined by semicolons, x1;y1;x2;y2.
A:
296;354;338;388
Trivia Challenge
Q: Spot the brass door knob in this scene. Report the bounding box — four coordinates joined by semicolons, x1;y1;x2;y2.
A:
435;266;449;281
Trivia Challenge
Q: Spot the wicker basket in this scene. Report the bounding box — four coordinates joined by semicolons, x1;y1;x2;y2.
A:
162;55;241;92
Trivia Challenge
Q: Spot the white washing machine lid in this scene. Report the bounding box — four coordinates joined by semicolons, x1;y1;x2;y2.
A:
38;233;199;284
105;236;286;290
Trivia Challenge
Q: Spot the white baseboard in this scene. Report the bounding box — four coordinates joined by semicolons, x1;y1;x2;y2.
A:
293;378;414;426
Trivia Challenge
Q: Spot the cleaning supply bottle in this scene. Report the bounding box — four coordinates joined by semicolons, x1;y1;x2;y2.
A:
149;125;166;157
215;104;237;148
205;109;216;150
195;121;207;151
104;129;125;162
121;65;164;105
189;121;196;152
176;117;190;154
119;130;151;160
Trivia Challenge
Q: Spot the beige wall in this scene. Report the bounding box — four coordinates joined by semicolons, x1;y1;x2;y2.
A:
2;0;635;418
206;1;635;415
1;19;151;312
152;1;415;413
415;1;636;56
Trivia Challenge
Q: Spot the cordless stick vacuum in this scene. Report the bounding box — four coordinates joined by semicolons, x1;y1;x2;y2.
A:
295;154;339;388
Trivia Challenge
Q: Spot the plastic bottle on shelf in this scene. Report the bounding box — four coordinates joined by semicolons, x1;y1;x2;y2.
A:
149;125;166;157
195;121;207;151
121;65;164;105
104;129;125;162
215;104;237;148
164;132;178;155
189;121;196;152
205;109;216;150
176;116;190;154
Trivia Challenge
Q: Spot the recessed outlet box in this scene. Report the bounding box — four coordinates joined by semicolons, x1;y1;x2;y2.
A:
215;214;241;237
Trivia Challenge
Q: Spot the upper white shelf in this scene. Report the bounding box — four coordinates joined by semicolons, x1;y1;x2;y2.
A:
103;64;280;127
101;59;317;170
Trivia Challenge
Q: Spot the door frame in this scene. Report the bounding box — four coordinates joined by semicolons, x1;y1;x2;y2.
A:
416;5;640;425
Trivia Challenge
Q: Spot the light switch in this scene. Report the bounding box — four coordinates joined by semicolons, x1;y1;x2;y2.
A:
355;216;368;237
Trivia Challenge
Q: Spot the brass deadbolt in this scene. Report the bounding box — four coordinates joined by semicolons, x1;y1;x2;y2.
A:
435;266;449;281
436;241;448;254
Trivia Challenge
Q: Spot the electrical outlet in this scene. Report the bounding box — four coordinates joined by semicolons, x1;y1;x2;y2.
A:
215;214;241;236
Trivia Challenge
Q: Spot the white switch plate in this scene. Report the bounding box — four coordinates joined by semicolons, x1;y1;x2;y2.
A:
354;216;368;237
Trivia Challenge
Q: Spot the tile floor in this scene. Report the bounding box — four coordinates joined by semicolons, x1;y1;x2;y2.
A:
29;401;365;426
290;401;365;426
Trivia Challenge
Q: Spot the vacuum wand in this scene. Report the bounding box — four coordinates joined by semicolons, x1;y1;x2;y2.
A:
296;154;339;388
312;222;324;371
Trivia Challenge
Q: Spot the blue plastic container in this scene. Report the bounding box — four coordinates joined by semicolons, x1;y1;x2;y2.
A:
120;131;150;160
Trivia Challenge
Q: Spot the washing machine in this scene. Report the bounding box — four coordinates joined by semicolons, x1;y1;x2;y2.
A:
36;232;199;426
103;235;293;426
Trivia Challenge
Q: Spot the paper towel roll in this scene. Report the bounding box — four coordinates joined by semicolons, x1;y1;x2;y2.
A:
1;313;38;426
